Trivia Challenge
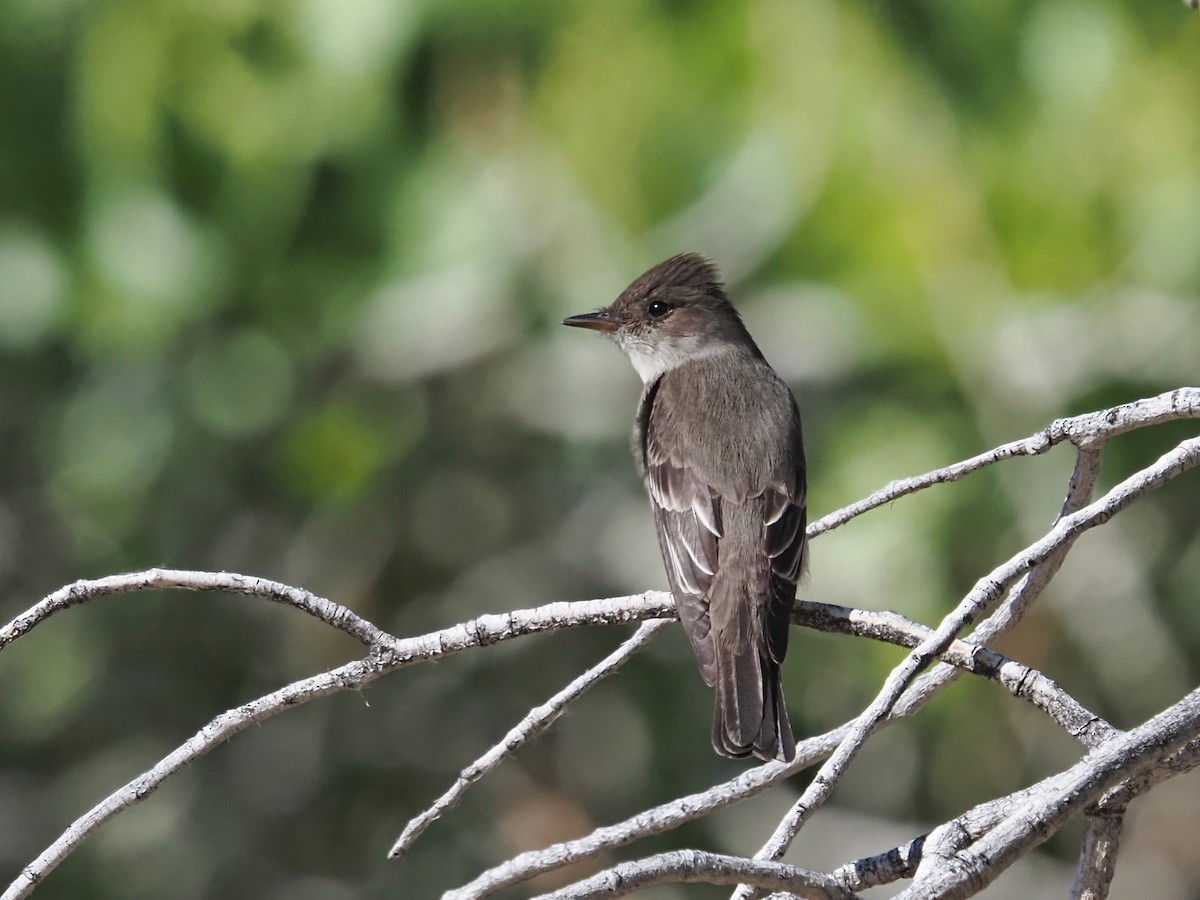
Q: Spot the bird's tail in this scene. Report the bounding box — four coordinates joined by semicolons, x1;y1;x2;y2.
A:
710;582;796;763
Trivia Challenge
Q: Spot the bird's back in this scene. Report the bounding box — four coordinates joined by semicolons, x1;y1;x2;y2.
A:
636;348;805;760
639;348;803;502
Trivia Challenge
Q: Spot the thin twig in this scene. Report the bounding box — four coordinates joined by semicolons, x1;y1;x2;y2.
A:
0;569;385;649
807;389;1199;538
440;726;845;900
389;619;672;858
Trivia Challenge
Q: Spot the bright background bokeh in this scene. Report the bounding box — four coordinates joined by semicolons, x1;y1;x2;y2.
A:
1;1;1199;897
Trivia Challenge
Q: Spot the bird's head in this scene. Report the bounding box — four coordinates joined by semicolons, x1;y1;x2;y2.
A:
563;253;756;383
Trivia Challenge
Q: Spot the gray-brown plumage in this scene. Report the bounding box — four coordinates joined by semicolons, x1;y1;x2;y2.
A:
564;254;806;761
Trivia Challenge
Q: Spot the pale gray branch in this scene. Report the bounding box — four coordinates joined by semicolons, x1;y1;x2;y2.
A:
1070;808;1124;900
807;388;1199;539
441;726;843;900
903;688;1200;899
795;600;1117;748
0;569;385;650
894;444;1104;718
837;733;1200;896
529;850;857;900
437;598;1117;900
740;435;1200;893
388;618;672;858
2;657;381;900
830;837;925;892
833;776;1066;894
1;592;675;900
4;390;1198;900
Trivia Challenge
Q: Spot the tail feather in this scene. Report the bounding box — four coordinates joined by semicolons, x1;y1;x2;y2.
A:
707;537;796;763
712;644;763;756
709;578;795;762
712;650;794;762
760;667;795;762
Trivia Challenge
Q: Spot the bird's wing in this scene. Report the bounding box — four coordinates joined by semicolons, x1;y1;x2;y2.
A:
643;420;722;687
639;369;806;689
763;471;807;667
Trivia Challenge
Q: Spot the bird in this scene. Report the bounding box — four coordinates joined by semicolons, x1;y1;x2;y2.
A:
563;253;806;761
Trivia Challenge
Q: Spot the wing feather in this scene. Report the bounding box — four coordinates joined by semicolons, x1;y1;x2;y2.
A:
641;383;722;686
764;477;806;666
638;369;806;707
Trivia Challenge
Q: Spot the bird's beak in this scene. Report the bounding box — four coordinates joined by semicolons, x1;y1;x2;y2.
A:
562;310;617;333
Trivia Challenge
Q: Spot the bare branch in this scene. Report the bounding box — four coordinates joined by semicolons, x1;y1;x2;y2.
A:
833;774;1071;894
389;618;672;858
0;569;385;650
895;444;1104;717
372;593;676;663
903;688;1200;899
795;601;1117;747
2;592;676;900
1070;808;1124;900
1070;732;1200;900
831;837;925;891
440;724;847;900
528;850;858;900
440;599;1119;900
14;585;1108;900
5;391;1198;900
1097;735;1200;807
1;657;381;900
808;388;1199;539
739;435;1200;894
445;438;1198;900
838;734;1200;897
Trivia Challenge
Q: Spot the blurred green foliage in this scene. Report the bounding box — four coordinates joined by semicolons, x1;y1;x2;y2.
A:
1;0;1199;897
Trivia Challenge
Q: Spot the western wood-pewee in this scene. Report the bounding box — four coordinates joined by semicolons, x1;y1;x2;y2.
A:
564;253;806;762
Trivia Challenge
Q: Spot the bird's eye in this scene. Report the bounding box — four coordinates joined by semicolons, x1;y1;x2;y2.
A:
648;300;671;319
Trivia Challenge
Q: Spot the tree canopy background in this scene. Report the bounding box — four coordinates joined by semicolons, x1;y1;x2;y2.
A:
1;1;1198;897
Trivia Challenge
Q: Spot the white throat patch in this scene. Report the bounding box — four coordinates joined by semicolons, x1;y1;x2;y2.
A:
617;333;720;384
